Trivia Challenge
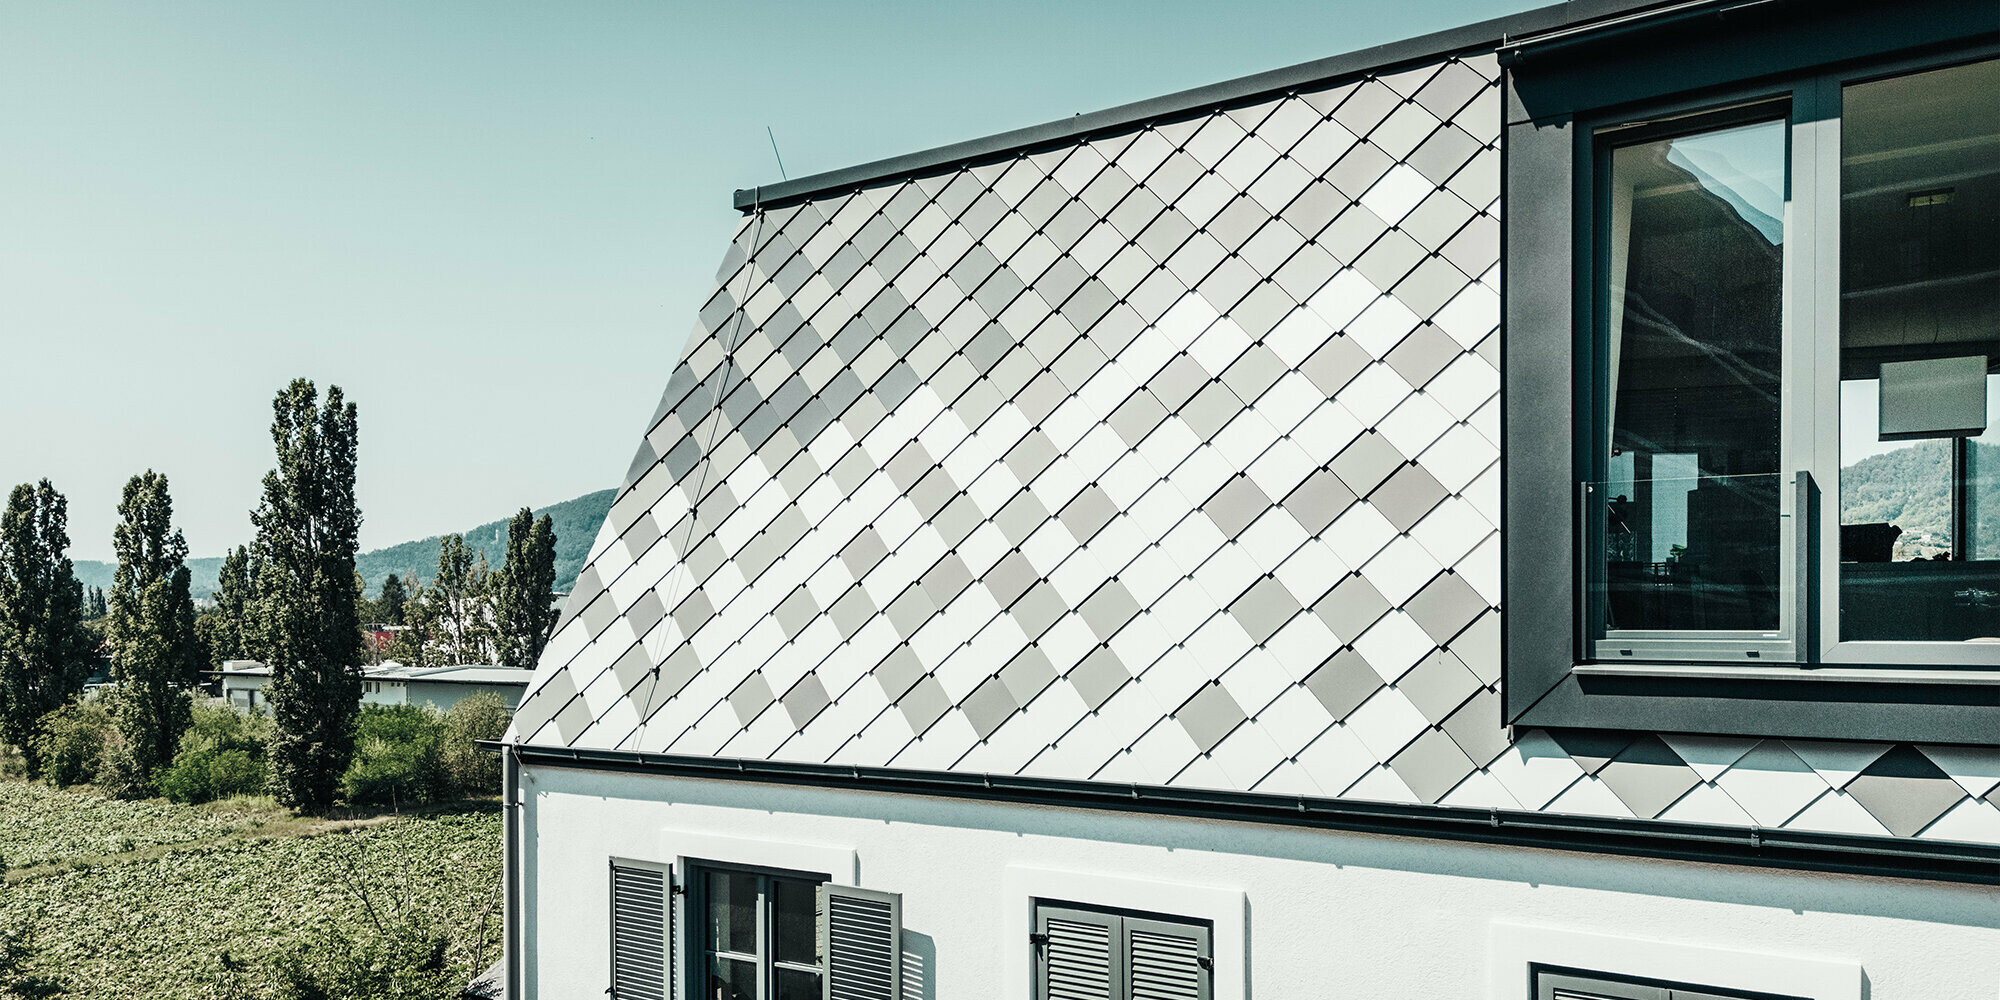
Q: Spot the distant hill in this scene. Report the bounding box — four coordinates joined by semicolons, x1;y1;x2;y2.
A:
76;488;616;601
354;488;615;597
1841;438;2000;557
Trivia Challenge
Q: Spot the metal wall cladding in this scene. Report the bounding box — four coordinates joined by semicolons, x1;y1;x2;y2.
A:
511;53;2000;844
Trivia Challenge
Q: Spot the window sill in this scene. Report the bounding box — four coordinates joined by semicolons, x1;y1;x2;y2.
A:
1572;662;2000;686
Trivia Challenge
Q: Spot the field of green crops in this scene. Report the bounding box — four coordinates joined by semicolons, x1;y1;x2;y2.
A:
0;780;501;999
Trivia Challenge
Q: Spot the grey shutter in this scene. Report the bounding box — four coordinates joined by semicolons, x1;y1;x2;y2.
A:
1123;914;1209;1000
610;861;671;1000
819;884;901;1000
1536;971;1669;1000
1036;905;1120;1000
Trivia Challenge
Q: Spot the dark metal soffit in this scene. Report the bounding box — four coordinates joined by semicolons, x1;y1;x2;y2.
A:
729;0;1722;213
509;742;2000;887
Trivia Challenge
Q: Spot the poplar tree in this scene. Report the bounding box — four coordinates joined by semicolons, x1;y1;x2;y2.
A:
106;471;203;782
493;509;558;668
212;545;254;661
0;481;93;775
249;379;363;810
426;535;490;664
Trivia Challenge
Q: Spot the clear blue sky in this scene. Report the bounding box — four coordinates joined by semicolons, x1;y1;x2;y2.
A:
1;0;1534;563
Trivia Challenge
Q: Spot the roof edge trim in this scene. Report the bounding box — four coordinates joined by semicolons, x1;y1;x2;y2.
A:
509;743;2000;886
730;2;1577;213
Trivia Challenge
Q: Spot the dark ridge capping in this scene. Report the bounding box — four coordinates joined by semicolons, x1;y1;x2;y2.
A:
728;3;1593;213
513;743;2000;886
1498;0;1787;64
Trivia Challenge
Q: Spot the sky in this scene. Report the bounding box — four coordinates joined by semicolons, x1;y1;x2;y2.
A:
1;0;1537;563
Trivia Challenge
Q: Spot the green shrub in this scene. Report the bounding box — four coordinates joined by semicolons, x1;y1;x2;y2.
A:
441;694;510;798
96;728;153;800
31;702;112;789
157;701;272;805
159;748;265;805
340;705;448;808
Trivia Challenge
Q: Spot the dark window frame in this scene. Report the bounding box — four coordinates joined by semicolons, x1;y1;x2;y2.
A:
1502;0;2000;743
681;858;831;1000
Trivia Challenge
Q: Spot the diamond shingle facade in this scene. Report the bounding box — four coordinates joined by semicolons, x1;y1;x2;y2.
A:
508;52;2000;846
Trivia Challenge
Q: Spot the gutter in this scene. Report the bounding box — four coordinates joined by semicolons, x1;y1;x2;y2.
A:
513;743;2000;887
500;738;522;1000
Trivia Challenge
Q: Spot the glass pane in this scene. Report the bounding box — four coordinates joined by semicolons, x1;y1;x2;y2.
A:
1601;116;1787;633
1839;56;2000;642
774;966;824;1000
1596;473;1784;632
705;956;758;1000
704;870;759;957
770;877;818;967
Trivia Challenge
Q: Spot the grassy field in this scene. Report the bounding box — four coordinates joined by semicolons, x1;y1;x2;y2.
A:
0;780;501;999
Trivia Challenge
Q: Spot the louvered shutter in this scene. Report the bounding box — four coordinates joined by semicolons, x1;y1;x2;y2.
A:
1036;905;1120;1000
610;861;672;1000
1123;914;1209;1000
818;884;901;1000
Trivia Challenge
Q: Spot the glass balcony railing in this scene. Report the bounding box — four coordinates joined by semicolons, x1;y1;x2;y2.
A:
1589;472;1785;636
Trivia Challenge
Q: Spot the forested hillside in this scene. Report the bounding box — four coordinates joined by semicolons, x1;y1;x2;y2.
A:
351;488;614;596
1840;438;2000;554
76;488;615;600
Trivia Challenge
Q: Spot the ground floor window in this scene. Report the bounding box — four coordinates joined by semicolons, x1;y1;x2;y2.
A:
691;863;825;1000
1033;900;1210;1000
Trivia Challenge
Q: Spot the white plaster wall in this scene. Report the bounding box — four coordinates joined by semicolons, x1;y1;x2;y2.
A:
518;764;2000;1000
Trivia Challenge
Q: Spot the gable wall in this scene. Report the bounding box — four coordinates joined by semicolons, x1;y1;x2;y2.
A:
509;50;2000;844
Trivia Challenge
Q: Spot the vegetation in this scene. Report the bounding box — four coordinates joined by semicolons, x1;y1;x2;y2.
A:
156;703;270;806
0;481;94;779
249;380;364;811
29;701;112;790
0;782;499;1000
341;696;511;809
424;536;489;666
491;509;558;669
106;472;203;789
351;488;610;598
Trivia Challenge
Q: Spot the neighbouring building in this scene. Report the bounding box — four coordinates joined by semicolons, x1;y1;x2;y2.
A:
221;661;530;714
500;3;2000;998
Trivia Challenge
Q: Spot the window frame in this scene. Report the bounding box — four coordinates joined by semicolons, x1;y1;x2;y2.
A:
1501;1;2000;742
1533;965;1806;1000
1578;90;1808;666
682;858;831;1000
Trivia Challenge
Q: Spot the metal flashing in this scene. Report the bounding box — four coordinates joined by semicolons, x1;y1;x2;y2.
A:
508;742;2000;886
729;3;1596;212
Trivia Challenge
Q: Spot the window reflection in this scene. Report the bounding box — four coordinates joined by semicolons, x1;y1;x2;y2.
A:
1600;116;1787;633
1839;56;2000;642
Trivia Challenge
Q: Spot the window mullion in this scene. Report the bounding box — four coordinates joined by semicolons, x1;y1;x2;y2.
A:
758;874;772;1000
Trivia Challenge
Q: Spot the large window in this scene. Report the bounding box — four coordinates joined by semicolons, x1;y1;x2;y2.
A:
1503;5;2000;740
693;865;826;1000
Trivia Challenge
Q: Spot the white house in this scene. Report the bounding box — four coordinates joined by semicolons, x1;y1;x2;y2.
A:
222;660;530;714
501;2;2000;999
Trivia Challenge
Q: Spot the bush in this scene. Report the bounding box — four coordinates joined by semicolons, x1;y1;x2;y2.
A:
340;705;448;809
31;703;112;789
440;694;510;798
96;729;152;801
157;702;271;805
